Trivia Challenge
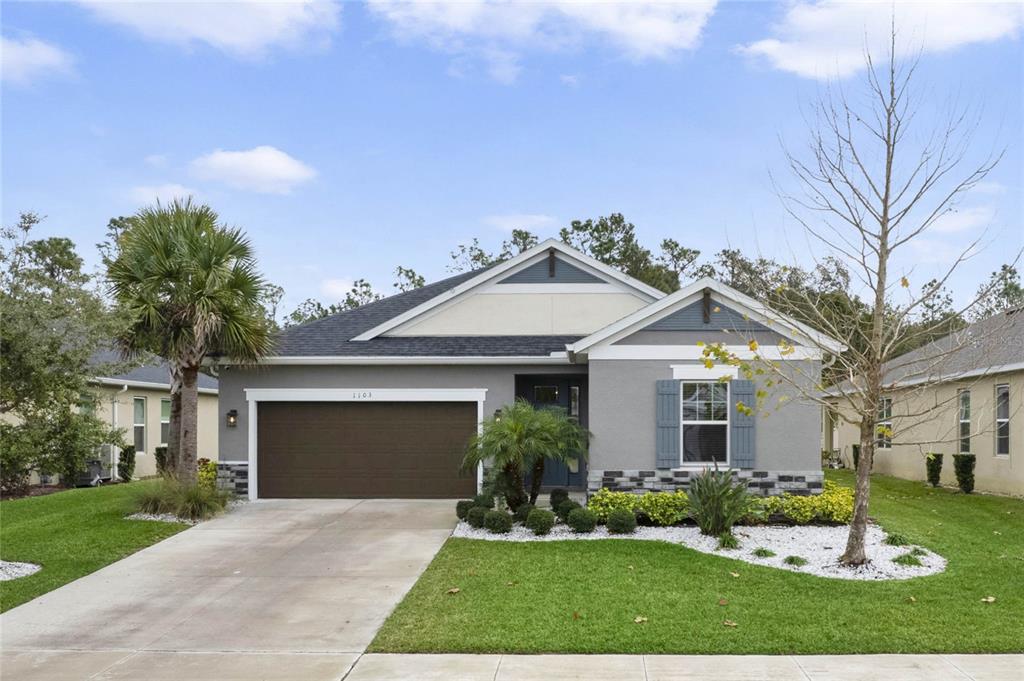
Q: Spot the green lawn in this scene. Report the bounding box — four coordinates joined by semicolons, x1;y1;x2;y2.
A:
1;481;188;612
370;471;1024;654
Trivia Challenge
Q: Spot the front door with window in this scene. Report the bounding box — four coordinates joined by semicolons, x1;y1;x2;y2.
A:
516;376;586;488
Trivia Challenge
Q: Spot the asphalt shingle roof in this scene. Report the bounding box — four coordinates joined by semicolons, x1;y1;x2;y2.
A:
272;267;582;357
91;348;219;390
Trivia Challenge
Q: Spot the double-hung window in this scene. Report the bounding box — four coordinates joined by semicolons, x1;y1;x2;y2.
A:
680;382;728;464
133;397;147;454
160;398;171;445
995;384;1010;456
876;397;893;449
958;390;971;453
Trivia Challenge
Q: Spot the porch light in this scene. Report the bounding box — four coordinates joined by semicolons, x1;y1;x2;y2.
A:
226;409;238;428
493;409;502;422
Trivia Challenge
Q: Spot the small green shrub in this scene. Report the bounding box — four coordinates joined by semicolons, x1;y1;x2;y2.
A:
513;503;535;523
456;499;475;520
197;457;217;490
606;508;637;534
925;453;943;487
117;445;136;483
133;480;179;515
484;510;513;534
752;547;776;558
783;555;808;567
467;506;488;529
892;552;923;567
132;478;229;521
953;454;975;494
154;446;168;475
910;547;928;557
884;532;909;546
688;468;749;536
587;488;638;521
473;493;496;509
567;507;597;533
555;498;581;521
717;531;738;550
525;508;555;536
746;482;854;526
636;490;689;526
549;488;569;509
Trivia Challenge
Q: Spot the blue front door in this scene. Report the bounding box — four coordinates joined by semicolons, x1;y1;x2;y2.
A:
518;376;586;488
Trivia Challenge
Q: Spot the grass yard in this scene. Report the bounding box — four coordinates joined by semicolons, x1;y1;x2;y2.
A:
1;481;188;612
370;471;1024;654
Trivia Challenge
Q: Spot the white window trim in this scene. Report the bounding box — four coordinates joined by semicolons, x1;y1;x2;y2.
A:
679;381;730;468
160;398;171;447
243;388;488;502
995;383;1010;458
876;397;893;450
671;364;739;381
133;396;147;455
958;390;971;454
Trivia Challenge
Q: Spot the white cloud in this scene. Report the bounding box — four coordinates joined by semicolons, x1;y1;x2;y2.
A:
367;1;717;82
737;1;1024;79
190;146;316;194
320;278;354;300
129;183;198;205
930;205;997;234
972;181;1007;196
482;213;558;231
77;0;342;58
1;36;74;85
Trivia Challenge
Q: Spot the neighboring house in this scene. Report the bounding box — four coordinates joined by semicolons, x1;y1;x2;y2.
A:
823;310;1023;496
84;351;220;481
217;239;844;501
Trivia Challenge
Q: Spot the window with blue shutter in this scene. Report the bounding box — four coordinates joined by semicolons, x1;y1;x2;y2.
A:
730;380;756;469
655;380;681;468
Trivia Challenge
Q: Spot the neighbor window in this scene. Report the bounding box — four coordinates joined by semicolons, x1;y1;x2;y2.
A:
995;384;1010;456
680;382;728;464
958;390;971;454
133;397;147;454
569;386;580;418
160;398;171;445
876;397;893;449
533;385;558;403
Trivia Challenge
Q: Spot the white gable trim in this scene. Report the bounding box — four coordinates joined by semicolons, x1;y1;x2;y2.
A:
567;277;846;356
351;239;665;341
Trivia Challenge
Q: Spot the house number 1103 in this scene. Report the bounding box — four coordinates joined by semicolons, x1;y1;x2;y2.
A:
351;391;373;399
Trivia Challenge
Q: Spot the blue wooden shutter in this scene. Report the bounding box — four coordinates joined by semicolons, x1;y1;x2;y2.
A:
730;380;756;469
656;379;681;469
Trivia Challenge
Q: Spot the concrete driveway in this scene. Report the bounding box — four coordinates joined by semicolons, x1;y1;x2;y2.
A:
0;499;456;680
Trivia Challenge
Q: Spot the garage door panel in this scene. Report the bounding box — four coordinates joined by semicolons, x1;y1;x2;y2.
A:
257;402;477;498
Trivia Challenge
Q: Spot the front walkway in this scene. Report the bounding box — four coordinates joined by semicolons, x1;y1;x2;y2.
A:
0;499;456;680
342;653;1021;680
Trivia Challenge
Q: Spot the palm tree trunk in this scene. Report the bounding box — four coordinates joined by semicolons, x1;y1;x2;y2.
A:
528;458;545;505
502;462;527;511
841;419;875;565
178;365;200;485
167;390;182;477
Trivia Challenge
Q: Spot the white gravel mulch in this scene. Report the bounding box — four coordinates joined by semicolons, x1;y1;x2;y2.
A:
1;560;42;581
125;512;201;525
452;521;946;581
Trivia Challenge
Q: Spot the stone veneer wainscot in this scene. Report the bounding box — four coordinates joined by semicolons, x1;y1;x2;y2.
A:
588;468;824;497
216;462;248;497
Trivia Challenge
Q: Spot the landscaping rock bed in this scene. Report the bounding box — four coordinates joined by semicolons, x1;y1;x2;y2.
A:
0;560;42;581
125;512;201;525
452;521;946;581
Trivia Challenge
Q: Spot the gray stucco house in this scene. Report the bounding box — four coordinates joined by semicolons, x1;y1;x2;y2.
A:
217;239;843;500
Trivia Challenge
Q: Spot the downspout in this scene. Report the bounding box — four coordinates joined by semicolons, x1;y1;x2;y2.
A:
111;385;127;482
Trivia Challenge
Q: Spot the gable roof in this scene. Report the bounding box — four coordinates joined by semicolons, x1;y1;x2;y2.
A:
567;277;847;356
350;239;665;342
90;348;218;393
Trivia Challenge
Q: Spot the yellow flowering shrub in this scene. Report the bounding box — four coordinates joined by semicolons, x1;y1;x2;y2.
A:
586;489;638;521
744;481;853;525
636;490;689;526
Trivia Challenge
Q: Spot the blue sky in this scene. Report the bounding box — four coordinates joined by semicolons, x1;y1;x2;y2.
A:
3;1;1022;315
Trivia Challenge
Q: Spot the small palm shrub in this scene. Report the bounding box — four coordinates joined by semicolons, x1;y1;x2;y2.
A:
952;454;975;493
555;498;581;521
567;507;597;533
587;488;638;521
513;503;535;523
783;555;808;567
606;508;637;534
467;506;488;529
484;510;513;534
549;488;570;509
636;490;688;526
525;508;555;536
118;446;136;483
455;500;475;520
687;468;749;536
925;453;943;487
473;493;495;509
717;531;738;550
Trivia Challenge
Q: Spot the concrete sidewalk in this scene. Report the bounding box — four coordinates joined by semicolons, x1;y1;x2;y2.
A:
342;653;1022;681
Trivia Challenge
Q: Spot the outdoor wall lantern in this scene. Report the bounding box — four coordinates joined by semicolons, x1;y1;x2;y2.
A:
226;409;238;428
493;409;502;422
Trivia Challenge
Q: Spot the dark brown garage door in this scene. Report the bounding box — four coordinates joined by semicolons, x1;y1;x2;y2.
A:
257;401;478;498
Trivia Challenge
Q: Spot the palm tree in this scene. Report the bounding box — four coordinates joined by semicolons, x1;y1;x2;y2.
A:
106;199;273;484
462;399;589;509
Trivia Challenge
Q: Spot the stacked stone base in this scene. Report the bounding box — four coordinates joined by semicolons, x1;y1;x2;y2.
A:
216;462;249;497
588;468;823;497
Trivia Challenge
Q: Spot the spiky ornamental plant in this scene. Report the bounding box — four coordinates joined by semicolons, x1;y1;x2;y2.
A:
106;199;273;484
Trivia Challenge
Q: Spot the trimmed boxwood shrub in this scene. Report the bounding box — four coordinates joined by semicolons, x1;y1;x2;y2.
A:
606;508;637;535
555;498;581;521
118;445;136;483
154;446;168;476
456;499;475;520
549;488;569;509
925;453;943;487
567;507;597;533
525;508;555;536
953;454;975;494
484;510;513;534
513;502;535;523
467;506;488;529
473;493;495;509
